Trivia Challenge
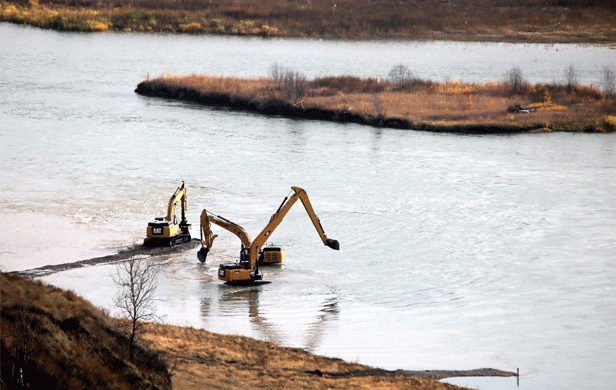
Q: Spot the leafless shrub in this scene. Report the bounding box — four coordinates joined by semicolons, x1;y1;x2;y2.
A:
9;307;37;388
603;67;615;99
269;63;284;88
309;76;388;95
113;255;161;362
505;65;527;95
564;64;578;93
268;63;307;103
388;64;414;89
283;69;307;104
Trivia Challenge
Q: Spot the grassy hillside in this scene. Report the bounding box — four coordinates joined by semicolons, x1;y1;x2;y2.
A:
1;0;615;42
1;272;171;390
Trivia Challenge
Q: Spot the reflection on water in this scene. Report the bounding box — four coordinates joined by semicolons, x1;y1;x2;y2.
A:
211;284;340;353
302;291;340;352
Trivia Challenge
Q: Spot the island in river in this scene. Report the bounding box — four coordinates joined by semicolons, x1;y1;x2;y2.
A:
135;72;616;134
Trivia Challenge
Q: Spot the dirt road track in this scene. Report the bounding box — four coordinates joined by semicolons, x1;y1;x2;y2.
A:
12;239;200;278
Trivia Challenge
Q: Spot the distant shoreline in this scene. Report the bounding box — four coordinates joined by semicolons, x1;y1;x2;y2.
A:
2;1;615;44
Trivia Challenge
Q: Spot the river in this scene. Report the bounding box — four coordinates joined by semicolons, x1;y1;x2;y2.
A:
1;23;615;390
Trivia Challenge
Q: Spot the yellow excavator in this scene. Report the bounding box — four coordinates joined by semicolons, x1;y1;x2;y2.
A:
198;186;339;284
144;181;191;247
197;211;285;265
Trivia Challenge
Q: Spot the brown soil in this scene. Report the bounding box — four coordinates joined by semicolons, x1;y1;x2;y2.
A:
1;272;172;390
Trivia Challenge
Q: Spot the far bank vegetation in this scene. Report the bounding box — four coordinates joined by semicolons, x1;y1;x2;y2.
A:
136;64;616;133
1;0;616;42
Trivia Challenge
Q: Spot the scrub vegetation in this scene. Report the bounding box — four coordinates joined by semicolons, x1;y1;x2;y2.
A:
1;272;470;390
1;0;615;43
135;65;616;133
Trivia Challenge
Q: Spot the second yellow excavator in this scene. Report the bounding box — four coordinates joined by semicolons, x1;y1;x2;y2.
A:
197;211;285;265
198;186;339;284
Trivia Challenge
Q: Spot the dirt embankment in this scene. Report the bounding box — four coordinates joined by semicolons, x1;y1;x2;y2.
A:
1;272;172;390
142;322;518;390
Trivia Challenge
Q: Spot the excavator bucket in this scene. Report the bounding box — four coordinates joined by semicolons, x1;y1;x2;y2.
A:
197;247;209;263
326;238;340;251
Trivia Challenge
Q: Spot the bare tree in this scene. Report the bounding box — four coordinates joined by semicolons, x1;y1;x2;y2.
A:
388;64;414;89
505;65;526;95
10;306;36;387
269;63;284;88
371;94;385;120
283;69;307;104
565;64;578;93
268;63;307;104
603;67;615;99
113;256;160;362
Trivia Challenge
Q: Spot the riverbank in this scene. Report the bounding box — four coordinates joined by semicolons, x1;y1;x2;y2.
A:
142;321;517;390
2;272;518;390
1;0;615;44
135;73;616;134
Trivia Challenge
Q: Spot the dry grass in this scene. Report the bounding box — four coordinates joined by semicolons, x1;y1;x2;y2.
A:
2;0;615;42
1;272;171;390
137;73;616;133
141;323;464;390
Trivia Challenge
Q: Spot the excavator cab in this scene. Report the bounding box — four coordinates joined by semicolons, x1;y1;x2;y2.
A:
239;246;251;267
219;248;263;284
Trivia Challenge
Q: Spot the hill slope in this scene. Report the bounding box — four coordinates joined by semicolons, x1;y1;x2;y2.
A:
1;272;171;390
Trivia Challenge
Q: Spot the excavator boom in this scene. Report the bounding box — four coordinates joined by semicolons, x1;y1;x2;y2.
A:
166;181;188;223
198;209;252;263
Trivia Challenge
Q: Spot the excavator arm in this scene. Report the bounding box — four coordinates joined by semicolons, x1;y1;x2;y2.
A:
166;181;188;224
248;186;339;273
198;209;252;263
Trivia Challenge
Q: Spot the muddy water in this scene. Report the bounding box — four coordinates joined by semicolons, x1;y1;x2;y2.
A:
1;23;616;390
